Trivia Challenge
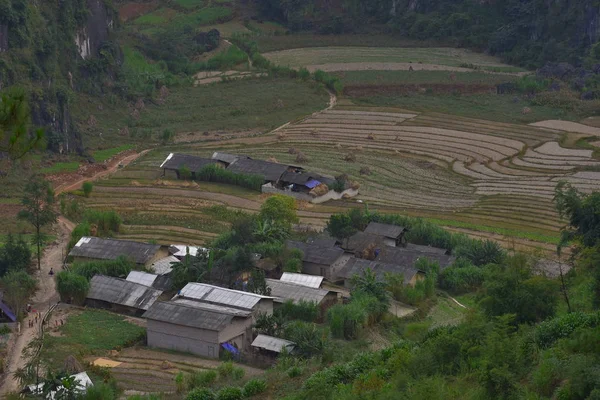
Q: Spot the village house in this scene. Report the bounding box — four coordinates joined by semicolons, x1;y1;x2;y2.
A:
251;334;296;357
286;240;352;281
279;272;324;288
266;279;337;310
364;222;408;247
160;153;222;179
150;255;179;275
68;237;167;268
85;275;163;316
143;300;254;359
338;258;426;289
126;270;172;291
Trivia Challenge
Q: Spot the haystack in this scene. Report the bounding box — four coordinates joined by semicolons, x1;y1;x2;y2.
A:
360;166;372;175
288;147;298;154
296;152;308;163
276;132;286;140
367;133;375;140
310;183;329;197
344;153;356;162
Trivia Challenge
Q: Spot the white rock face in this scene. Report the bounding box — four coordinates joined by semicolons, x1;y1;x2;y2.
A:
75;29;91;59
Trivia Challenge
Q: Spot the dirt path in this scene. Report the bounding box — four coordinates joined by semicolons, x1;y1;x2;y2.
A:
304;62;529;76
1;150;149;394
0;217;74;394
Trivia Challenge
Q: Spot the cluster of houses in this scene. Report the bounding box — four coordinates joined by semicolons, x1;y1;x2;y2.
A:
160;152;359;203
64;220;453;359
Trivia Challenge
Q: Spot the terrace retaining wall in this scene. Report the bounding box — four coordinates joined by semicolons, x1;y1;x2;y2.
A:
261;184;358;204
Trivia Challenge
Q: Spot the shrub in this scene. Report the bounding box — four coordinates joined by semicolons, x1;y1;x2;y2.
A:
276;300;319;322
231;366;245;381
71;256;135;280
56;271;90;304
287;366;303;378
535;312;600;348
196;164;264;191
187;370;218;389
68;222;91;250
83;210;122;234
242;379;267;397
82;182;93;197
216;387;243;400
438;264;485;293
160;129;173;144
217;361;235;378
186;388;216;400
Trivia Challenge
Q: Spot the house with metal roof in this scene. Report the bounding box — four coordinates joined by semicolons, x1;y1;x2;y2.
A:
251;334;295;355
169;245;208;259
144;300;255;358
68;237;167;267
364;222;408;246
86;275;163;316
160;153;221;179
150;255;179;275
338;258;426;289
280;272;323;288
266;279;336;307
176;282;274;317
126;271;171;291
286;240;352;281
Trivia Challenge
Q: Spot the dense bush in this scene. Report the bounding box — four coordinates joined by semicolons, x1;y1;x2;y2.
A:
187;370;217;390
0;234;31;276
535;312;600;349
195;164;264;191
327;295;382;339
56;271;90;304
82;182;93;197
439;264;486;293
276;300;319;322
216;386;243;400
70;256;135;280
186;388;216;400
242;379;267;397
283;321;325;357
68;222;91;250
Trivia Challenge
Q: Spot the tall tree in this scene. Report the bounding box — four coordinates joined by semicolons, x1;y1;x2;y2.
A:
326;213;357;245
554;182;600;249
18;176;58;270
0;270;37;318
259;195;298;228
0;89;44;161
0;233;32;275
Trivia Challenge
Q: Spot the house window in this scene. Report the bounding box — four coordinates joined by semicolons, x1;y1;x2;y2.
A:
320;267;326;277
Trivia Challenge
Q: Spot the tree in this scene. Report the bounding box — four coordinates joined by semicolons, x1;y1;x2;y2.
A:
350;268;390;307
0;89;44;162
18;176;58;270
42;371;80;400
0;233;32;276
81;181;93;198
253;218;289;243
0;270;36;318
160;128;173;145
247;269;271;296
56;271;90;304
259;195;298;228
326;213;357;245
554;182;600;248
170;248;211;290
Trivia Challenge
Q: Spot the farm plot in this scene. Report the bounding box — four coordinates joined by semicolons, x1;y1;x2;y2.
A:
263;47;525;72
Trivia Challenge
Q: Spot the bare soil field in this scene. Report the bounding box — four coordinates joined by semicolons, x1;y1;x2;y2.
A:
530;120;600;135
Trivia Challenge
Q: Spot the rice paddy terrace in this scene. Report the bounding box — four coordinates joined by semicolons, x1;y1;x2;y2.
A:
83;101;600;255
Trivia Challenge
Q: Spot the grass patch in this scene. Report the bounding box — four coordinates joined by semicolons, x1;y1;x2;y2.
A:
355;93;587;124
41;309;145;371
93;145;134;162
334;70;515;85
173;6;233;27
41;162;80;174
133;8;175;25
427;296;466;328
175;0;204;9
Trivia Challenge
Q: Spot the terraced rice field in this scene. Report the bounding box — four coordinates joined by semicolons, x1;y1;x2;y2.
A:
83;105;600;255
263;47;526;73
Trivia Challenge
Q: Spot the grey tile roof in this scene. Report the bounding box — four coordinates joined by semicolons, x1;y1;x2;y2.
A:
280;272;323;288
364;222;407;239
126;271;158;287
344;232;386;253
227;158;289;182
143;301;236;331
151;256;179;275
173;299;252;318
338;257;422;284
178;283;272;310
160;153;219;172
69;237;161;265
87;275;162;310
212;152;248;165
377;246;455;269
251;334;295;353
286;240;344;266
266;279;329;304
405;243;451;255
307;235;339;248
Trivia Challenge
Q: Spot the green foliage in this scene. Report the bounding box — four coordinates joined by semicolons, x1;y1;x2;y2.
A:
217;362;244;380
454;239;505;266
82;181;93;198
283;321;325;357
0;88;45;160
187;370;218;390
186;388;216;400
92;145;134;162
313;69;343;94
205;45;247;70
351;268;390;306
0;270;36;318
0;233;31;276
68;222;90;250
259;195;299;227
276;300;319;322
83;209;122;235
555;182;600;248
438;263;486;294
246;269;271;296
56;271;90;304
70;256;135;280
216;386;243;400
80;382;116;400
196;164;264;191
327;294;384;340
242;379;267;397
535;312;600;349
160;129;173;145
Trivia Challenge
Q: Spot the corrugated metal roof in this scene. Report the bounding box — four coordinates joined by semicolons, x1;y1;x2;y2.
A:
68;237;161;265
280;272;323;288
179;283;272;310
151;255;179;275
344;232;386;253
126;271;158;287
251;334;295;353
212;152;248;165
173;299;252;317
338;257;422;284
227;158;289;182
286;240;344;266
169;245;207;258
266;279;329;304
161;153;219;172
87;275;162;310
143;301;236;331
364;222;407;239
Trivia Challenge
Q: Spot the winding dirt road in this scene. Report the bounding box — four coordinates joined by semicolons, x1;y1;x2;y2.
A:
0;149;148;394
